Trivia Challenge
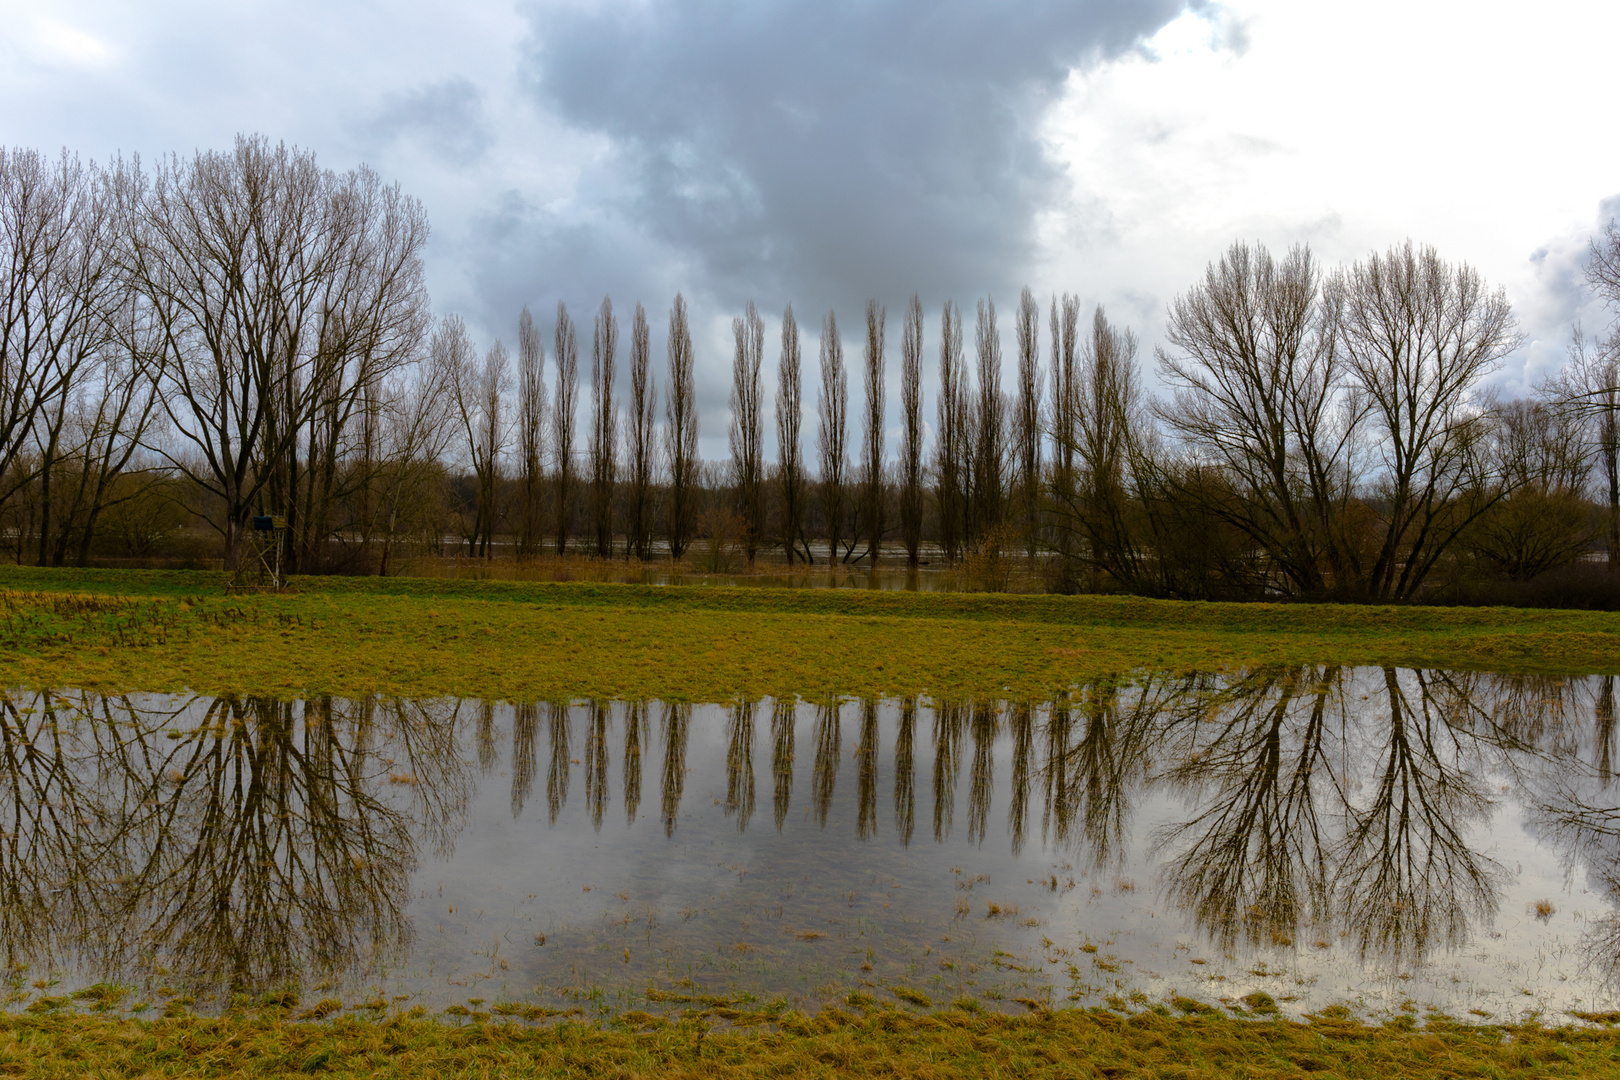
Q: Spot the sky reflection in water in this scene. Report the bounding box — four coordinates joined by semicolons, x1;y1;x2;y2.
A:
5;667;1620;1020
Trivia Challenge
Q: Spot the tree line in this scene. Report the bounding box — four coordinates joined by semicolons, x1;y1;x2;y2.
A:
4;137;1619;601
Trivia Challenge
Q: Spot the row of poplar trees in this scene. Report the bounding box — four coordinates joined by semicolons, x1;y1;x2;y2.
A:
451;235;1620;603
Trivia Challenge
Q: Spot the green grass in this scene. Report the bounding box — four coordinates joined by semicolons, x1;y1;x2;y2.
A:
0;565;1616;702
2;1006;1619;1078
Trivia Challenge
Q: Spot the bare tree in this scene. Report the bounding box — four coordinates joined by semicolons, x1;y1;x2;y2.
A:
589;297;618;557
1013;286;1042;556
552;301;578;554
1336;241;1520;599
899;295;924;566
119;136;429;568
971;297;1005;546
1553;326;1619;567
1049;293;1081;482
626;302;655;560
1469;397;1594;580
935;300;968;563
1565;219;1620;568
665;293;698;560
818;310;848;564
1047;292;1082;579
22;282;165;568
36;335;163;566
729;300;764;562
1156;242;1360;597
446;322;509;557
859;299;886;564
776;303;807;564
1072;306;1150;588
1590;217;1620;318
372;342;457;575
0;148;123;549
516;307;547;556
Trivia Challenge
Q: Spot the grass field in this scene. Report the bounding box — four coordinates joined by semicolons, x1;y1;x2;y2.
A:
3;1003;1620;1079
0;565;1614;702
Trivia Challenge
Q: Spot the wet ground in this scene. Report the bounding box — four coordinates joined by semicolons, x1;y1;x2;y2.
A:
5;666;1620;1022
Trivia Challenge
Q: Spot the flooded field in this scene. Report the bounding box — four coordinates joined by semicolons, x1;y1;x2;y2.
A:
5;667;1620;1022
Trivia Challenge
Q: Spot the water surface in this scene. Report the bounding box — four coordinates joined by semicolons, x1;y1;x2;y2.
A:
6;667;1620;1022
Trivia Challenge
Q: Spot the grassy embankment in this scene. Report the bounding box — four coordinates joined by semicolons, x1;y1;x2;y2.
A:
0;565;1617;702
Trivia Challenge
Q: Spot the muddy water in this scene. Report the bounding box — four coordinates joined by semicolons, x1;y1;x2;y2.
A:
5;668;1620;1021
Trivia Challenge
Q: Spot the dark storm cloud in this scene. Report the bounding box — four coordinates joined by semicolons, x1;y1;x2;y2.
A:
499;0;1192;315
367;76;493;165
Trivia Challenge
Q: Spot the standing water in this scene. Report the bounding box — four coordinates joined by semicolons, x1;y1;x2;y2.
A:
3;666;1618;1022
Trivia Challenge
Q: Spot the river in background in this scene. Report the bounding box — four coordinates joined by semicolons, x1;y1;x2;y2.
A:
4;668;1619;1022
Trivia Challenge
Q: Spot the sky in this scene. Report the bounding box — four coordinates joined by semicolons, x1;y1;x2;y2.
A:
4;0;1618;457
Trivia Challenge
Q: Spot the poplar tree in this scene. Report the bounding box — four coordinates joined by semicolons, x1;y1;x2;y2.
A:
516;307;547;555
589;297;618;557
729;301;765;562
859;300;887;564
776;304;806;563
935;301;967;563
664;294;698;559
552;302;579;554
899;295;924;566
626;302;655;559
818;311;848;564
972;297;1005;546
1013;287;1042;556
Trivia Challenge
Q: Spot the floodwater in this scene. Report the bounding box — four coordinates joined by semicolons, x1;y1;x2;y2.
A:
6;667;1620;1022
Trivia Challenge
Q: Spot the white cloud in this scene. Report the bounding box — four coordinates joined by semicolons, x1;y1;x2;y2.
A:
23;17;115;68
1038;0;1620;391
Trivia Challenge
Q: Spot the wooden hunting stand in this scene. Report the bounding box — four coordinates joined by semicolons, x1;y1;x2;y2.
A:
227;514;289;593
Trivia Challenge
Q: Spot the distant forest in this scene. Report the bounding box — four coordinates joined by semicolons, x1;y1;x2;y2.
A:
4;136;1619;604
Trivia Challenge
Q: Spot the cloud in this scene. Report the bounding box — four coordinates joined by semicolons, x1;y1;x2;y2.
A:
495;0;1194;318
1501;193;1620;393
366;76;493;166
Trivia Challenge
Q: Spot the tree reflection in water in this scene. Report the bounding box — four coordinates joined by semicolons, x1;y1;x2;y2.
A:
1155;667;1342;954
623;701;649;826
726;696;757;831
1042;677;1160;871
1521;675;1620;984
0;690;469;1002
1332;669;1503;962
1007;701;1034;855
894;696;916;846
510;701;539;820
546;700;570;826
811;698;841;828
770;697;794;832
856;699;879;840
932;701;963;842
966;702;995;847
585;700;610;832
6;668;1620;1008
659;702;690;838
